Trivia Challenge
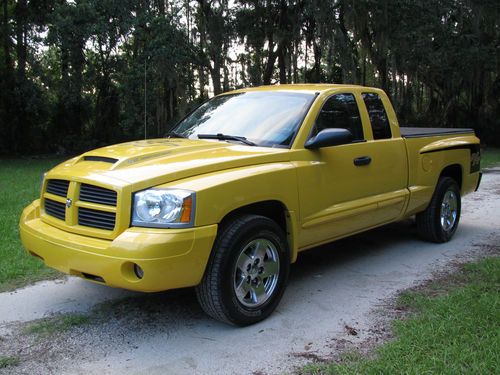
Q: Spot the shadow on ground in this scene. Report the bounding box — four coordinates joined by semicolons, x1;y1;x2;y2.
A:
89;218;418;329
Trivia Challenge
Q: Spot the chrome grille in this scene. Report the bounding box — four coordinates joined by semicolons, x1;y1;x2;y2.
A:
46;179;69;197
80;184;117;206
44;198;66;220
78;207;116;230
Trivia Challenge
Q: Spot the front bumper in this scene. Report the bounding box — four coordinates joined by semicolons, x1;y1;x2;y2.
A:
19;200;217;292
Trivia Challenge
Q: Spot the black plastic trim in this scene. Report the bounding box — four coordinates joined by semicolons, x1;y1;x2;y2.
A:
80;184;117;206
475;172;482;192
81;272;105;283
46;179;70;197
420;144;481;174
353;156;372;166
44;198;66;220
78;207;116;230
420;145;478;154
83;156;118;163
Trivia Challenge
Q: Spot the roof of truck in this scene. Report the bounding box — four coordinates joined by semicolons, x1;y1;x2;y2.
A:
228;83;372;95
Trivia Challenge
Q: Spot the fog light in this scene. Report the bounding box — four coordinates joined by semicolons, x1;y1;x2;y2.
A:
133;264;144;279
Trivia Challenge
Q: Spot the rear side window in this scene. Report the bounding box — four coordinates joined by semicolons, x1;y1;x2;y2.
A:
362;93;392;140
312;93;364;141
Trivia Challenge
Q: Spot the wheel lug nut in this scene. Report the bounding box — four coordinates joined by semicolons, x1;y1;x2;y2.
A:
258;267;264;274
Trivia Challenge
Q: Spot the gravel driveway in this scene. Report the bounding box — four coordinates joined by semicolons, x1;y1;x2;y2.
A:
1;170;499;375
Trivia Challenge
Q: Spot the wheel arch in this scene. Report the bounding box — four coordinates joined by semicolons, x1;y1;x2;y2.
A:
218;200;298;263
439;164;463;191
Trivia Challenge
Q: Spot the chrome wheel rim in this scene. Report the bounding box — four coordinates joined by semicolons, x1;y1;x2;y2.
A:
440;190;458;232
233;238;280;308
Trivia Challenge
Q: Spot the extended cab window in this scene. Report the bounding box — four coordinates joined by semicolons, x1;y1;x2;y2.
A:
362;93;392;140
311;93;364;141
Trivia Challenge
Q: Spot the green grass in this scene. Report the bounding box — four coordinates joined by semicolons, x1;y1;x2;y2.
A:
0;356;20;369
0;158;64;291
25;314;90;337
301;257;500;375
482;147;500;168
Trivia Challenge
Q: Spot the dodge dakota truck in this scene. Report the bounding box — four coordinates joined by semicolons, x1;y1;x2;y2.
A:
20;84;481;326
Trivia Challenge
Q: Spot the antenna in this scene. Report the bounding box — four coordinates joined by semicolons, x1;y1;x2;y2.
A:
144;57;147;140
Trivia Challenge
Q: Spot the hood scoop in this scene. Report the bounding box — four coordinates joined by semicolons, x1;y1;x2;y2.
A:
83;156;118;164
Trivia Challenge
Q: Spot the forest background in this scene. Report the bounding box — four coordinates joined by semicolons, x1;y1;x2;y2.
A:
1;0;499;155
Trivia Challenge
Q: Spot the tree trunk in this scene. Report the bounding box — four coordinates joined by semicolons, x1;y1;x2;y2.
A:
311;40;322;83
326;37;334;82
304;40;308;83
210;59;222;95
251;46;263;86
278;42;286;84
223;63;230;92
377;57;388;96
15;0;27;79
362;56;366;86
198;17;208;99
292;40;298;83
2;0;11;69
262;32;277;85
391;56;397;106
13;0;28;152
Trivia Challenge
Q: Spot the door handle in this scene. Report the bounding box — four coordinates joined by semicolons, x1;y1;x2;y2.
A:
354;156;372;166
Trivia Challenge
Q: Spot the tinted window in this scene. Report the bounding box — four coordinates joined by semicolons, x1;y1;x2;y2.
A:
362;93;392;140
311;93;364;141
174;91;315;147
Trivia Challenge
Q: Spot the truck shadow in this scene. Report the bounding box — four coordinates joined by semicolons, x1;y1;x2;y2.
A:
289;218;418;282
88;218;419;327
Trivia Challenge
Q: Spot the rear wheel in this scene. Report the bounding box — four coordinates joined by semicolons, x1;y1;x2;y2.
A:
416;177;461;243
196;214;290;326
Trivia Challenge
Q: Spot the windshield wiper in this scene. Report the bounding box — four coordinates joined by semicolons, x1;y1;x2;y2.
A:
165;131;186;138
197;133;256;146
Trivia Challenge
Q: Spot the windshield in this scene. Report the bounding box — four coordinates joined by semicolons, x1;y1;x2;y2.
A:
172;91;315;147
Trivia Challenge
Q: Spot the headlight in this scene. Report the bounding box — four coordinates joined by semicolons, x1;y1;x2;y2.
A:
131;189;195;228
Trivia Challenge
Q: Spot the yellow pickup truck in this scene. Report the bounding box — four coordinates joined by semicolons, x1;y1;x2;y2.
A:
20;84;481;325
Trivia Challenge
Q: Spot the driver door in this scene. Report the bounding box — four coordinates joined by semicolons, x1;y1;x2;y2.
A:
296;92;407;249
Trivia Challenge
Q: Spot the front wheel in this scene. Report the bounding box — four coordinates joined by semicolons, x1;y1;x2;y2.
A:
196;214;290;326
416;177;461;243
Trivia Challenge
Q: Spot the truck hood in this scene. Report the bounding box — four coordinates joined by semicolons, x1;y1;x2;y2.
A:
49;138;290;189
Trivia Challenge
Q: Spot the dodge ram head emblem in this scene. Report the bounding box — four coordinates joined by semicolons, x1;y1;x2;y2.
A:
66;198;72;208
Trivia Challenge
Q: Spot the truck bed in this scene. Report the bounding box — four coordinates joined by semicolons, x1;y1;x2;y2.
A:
401;127;475;138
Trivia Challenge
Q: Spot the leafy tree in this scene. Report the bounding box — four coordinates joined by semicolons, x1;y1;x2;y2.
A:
0;0;498;154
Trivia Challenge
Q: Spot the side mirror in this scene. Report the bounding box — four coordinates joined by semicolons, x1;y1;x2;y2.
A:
304;128;353;149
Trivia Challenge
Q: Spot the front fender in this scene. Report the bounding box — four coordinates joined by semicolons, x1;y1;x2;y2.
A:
158;162;301;262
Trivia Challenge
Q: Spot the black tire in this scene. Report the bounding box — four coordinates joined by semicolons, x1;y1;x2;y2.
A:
416;177;461;243
195;214;290;326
